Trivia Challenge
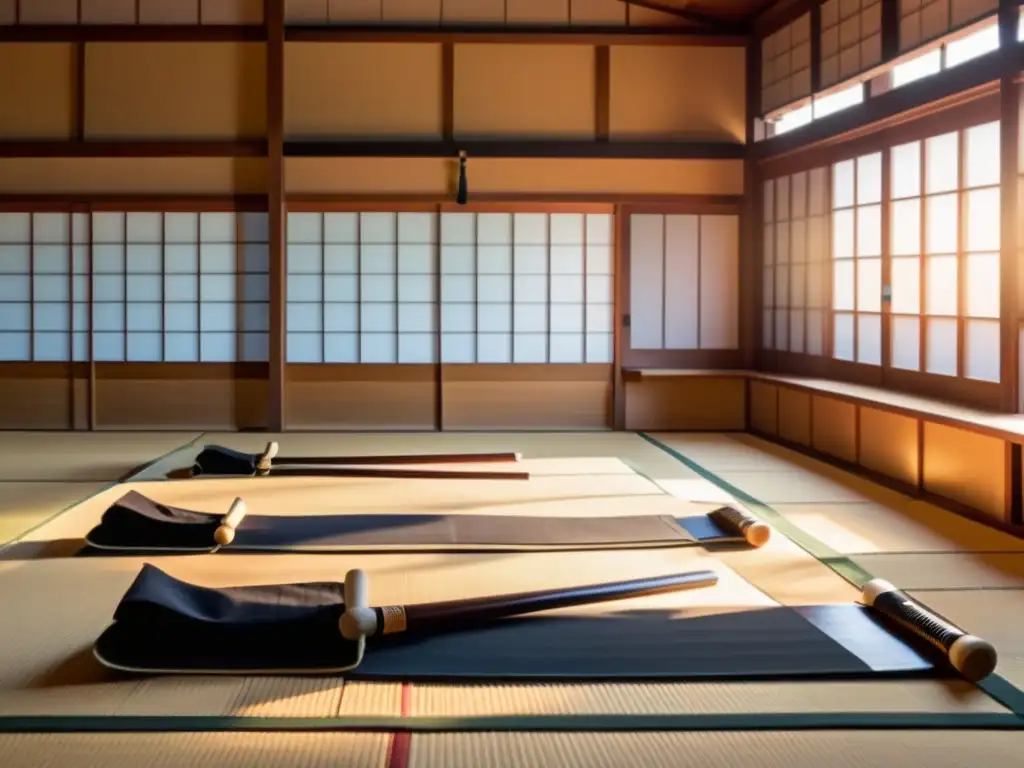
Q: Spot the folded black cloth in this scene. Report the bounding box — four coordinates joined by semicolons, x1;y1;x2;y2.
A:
94;564;939;679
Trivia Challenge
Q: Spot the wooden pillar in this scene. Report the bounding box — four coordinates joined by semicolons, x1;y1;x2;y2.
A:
266;0;286;430
809;2;821;94
743;36;762;371
595;46;610;141
881;0;900;63
999;0;1020;412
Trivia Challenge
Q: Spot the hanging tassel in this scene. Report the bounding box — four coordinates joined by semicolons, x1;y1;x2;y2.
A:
456;150;468;206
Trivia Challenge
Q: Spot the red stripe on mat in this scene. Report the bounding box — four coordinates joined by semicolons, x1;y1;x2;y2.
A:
387;683;412;768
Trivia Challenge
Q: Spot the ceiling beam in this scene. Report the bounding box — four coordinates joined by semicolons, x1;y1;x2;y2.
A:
286;25;745;46
619;1;749;33
284;139;747;161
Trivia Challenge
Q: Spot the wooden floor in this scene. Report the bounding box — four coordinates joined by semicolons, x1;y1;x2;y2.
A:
0;430;1022;767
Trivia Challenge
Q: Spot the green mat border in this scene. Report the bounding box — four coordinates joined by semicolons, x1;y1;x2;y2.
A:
2;429;1023;735
637;431;1024;717
0;432;205;554
0;712;1021;734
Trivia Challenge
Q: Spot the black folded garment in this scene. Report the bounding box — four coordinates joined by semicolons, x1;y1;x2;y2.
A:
93;564;939;679
83;490;759;554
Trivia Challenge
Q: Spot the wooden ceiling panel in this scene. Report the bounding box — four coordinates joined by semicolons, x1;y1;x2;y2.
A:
624;0;779;24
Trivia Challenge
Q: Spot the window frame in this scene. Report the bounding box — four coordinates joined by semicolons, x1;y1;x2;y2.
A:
757;92;1005;410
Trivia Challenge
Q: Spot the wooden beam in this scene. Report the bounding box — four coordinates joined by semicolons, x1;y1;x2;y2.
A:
0;140;267;158
595;46;611;142
284;140;747;160
285;25;747;46
619;0;748;33
73;43;85;142
743;36;761;372
266;0;286;432
441;43;454;142
0;25;266;43
881;0;900;62
999;0;1020;413
809;2;821;94
612;204;626;430
753;0;818;38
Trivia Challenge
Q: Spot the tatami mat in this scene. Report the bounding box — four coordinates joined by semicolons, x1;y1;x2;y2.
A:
16;459;713;548
154;432;699;483
0;432;201;482
645;433;805;472
854;553;1024;590
0;547;777;713
650;433;915;508
2;429;1021;744
770;500;1024;554
4;731;1024;768
409;679;1003;717
2;732;390;768
410;731;1024;768
0;482;110;547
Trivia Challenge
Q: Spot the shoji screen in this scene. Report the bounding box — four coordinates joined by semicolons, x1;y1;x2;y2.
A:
0;212;87;362
831;152;883;365
629;213;740;351
760;13;812;114
819;0;883;89
899;0;998;53
90;211;268;363
0;210;266;364
890;123;1000;382
763;170;830;355
285;211;439;364
438;211;614;365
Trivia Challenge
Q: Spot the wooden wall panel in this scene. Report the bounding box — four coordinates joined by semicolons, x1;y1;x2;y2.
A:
922;422;1006;521
285;365;437;430
138;0;202;24
0;159;266;194
442;365;611;430
84;43;267;139
810;396;857;463
624;377;745;431
0;44;75;140
777;387;811;446
858;407;919;488
436;0;504;23
285;43;443;139
609;46;747;143
453;45;595;139
627;5;690;26
571;0;626;25
506;0;570;24
203;0;265;24
72;376;90;431
285;158;745;196
749;380;778;435
0;365;81;430
95;365;268;430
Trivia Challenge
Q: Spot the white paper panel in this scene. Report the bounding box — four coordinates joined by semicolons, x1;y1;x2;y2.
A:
663;215;699;350
628;214;664;350
700;215;740;350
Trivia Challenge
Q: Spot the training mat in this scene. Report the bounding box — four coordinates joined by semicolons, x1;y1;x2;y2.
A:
6;731;1024;768
82;491;758;553
94;565;938;680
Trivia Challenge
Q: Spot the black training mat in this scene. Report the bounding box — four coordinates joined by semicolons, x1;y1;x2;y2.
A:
83;491;748;553
94;565;940;680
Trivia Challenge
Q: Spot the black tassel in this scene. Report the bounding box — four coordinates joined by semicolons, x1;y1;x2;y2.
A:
456;150;468;206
